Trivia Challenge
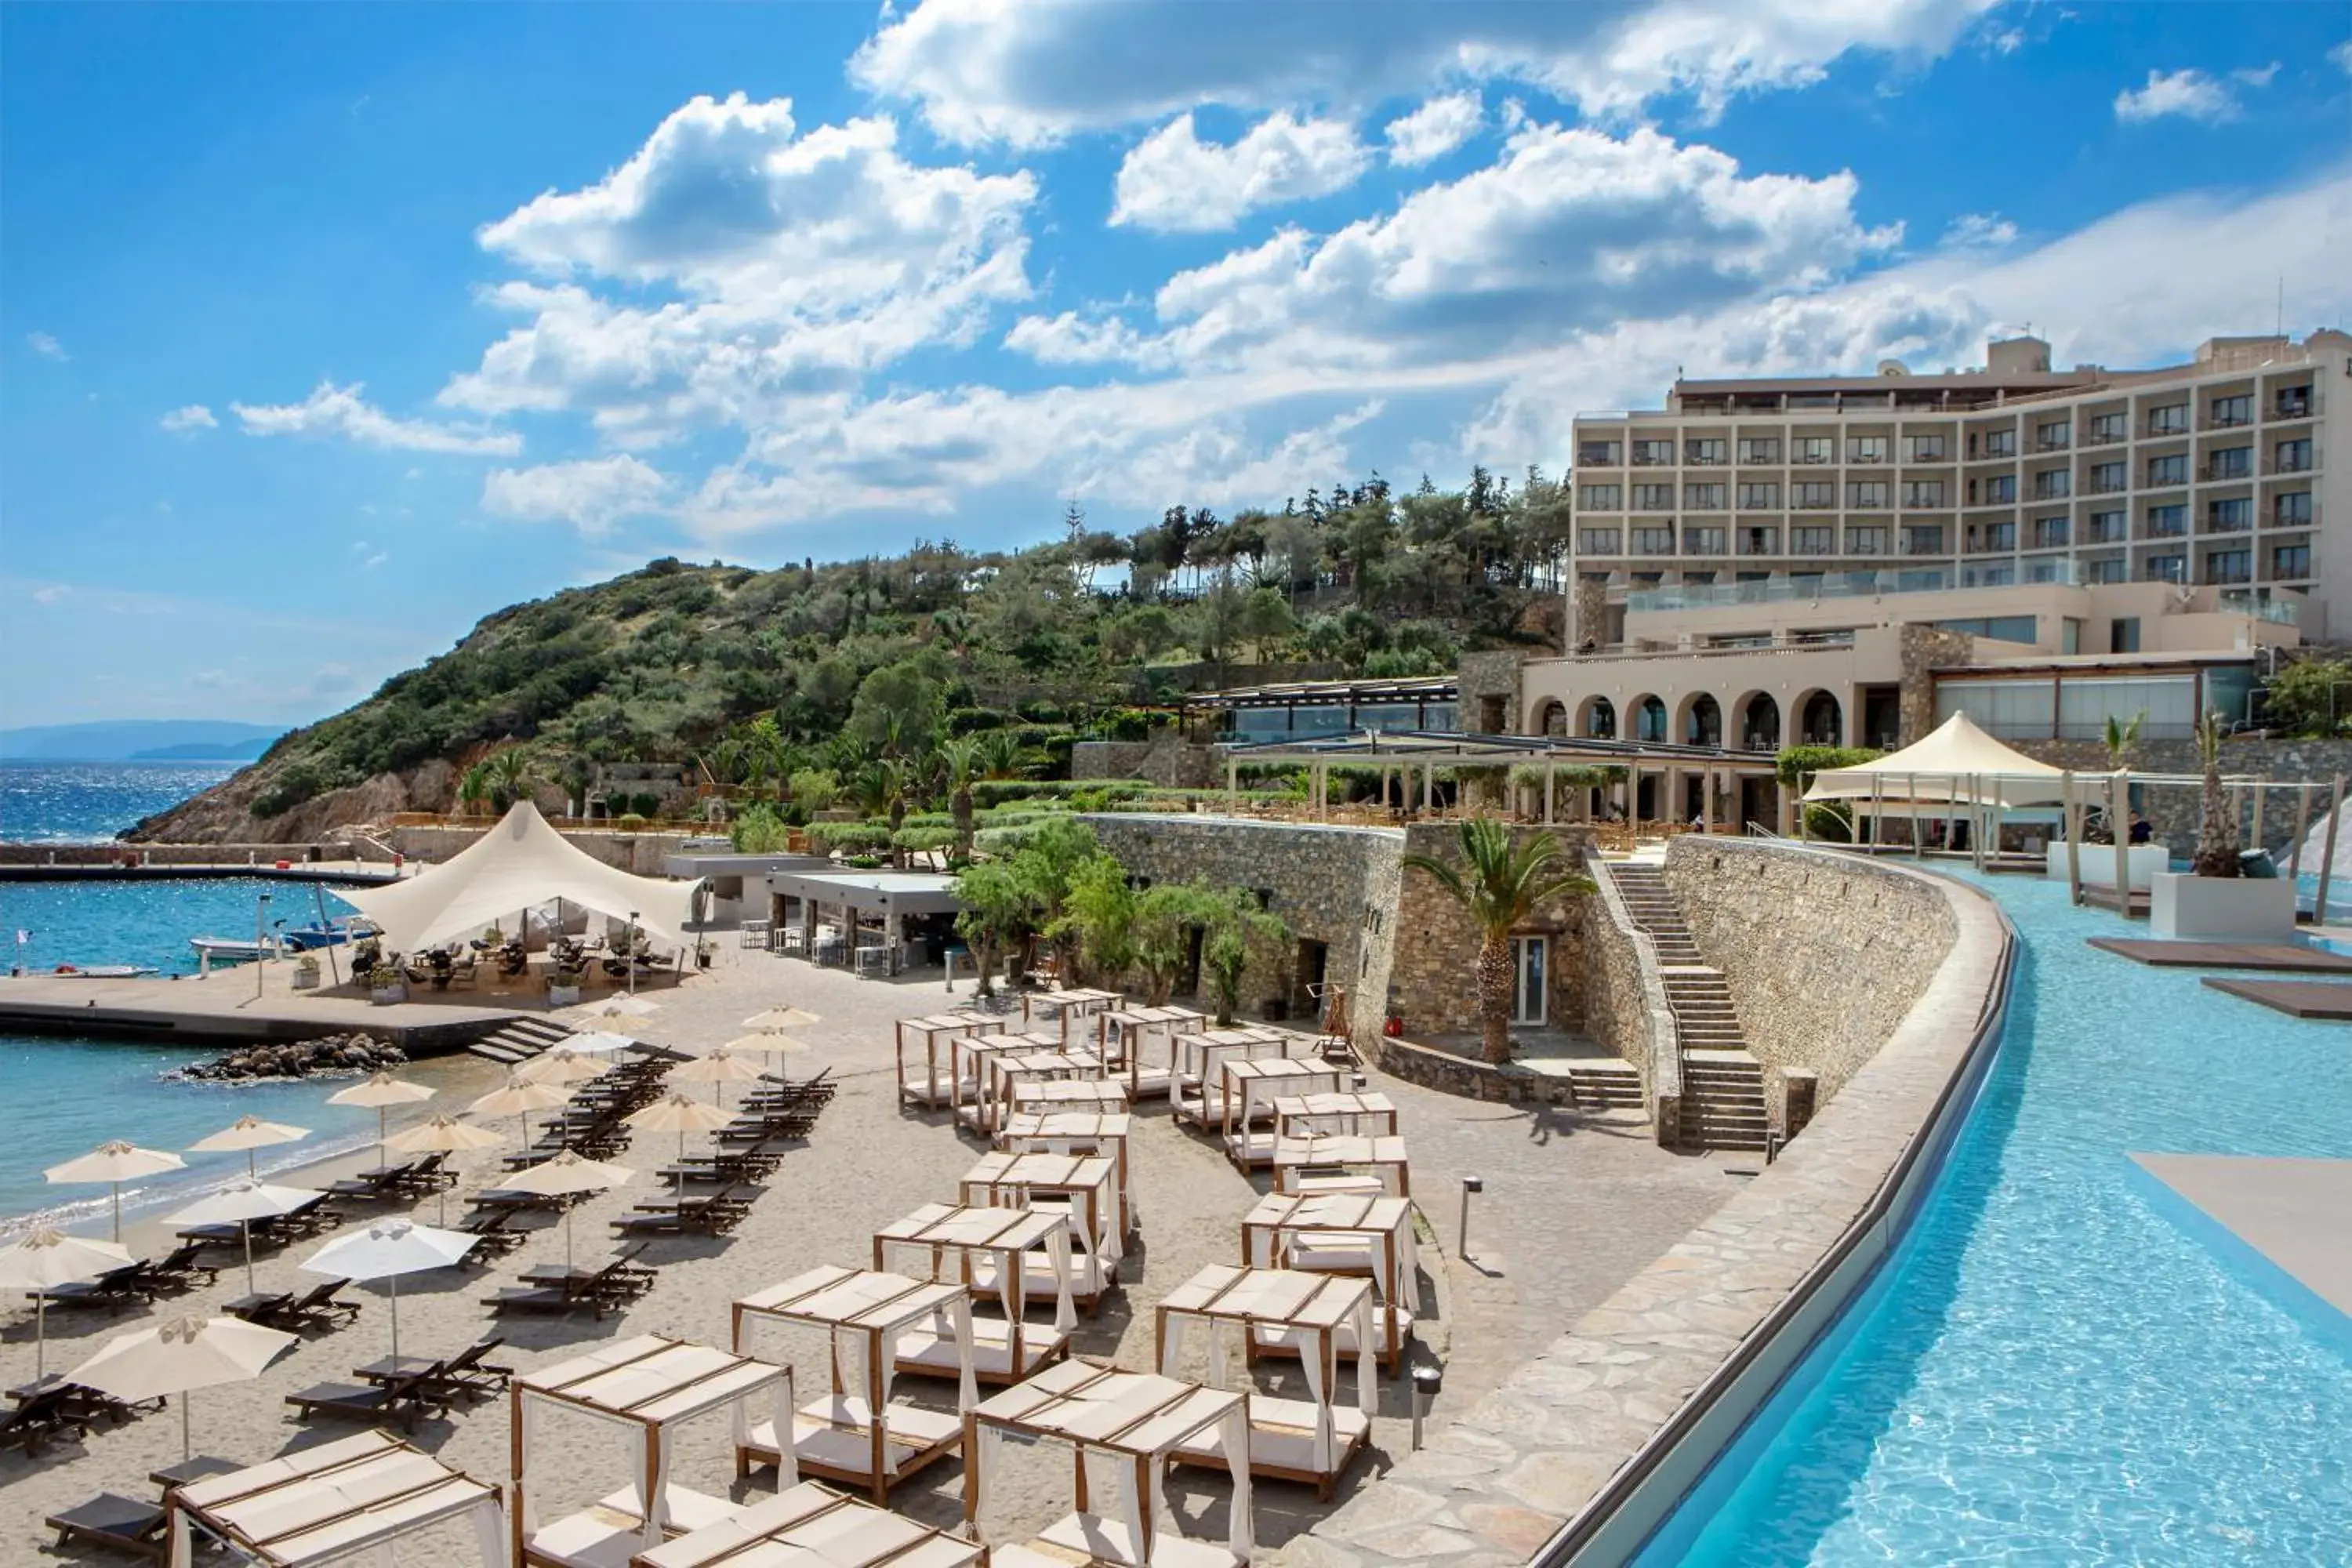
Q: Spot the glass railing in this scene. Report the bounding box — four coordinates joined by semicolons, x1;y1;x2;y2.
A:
1624;560;2083;612
2217;590;2302;625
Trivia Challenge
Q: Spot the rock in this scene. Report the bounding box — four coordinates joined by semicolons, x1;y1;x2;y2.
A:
173;1031;408;1083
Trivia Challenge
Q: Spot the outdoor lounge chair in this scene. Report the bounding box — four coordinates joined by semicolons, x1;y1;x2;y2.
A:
323;1159;426;1203
484;1246;652;1319
611;1185;753;1236
223;1290;295;1325
352;1337;511;1404
141;1241;222;1292
31;1262;155;1316
45;1493;166;1560
2;1386;93;1457
283;1369;447;1432
456;1207;529;1256
239;1278;362;1334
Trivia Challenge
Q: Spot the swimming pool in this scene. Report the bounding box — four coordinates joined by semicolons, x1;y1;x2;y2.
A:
1639;869;2352;1566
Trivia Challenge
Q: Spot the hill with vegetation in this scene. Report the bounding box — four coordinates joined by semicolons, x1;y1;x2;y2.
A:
128;468;1573;842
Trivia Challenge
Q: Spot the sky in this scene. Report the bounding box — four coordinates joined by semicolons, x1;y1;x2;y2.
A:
3;1;2349;731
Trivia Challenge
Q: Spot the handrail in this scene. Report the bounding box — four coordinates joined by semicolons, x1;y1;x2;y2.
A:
1743;821;1780;839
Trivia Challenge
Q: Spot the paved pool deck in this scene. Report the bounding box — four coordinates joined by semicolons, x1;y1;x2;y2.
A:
2131;1153;2352;1319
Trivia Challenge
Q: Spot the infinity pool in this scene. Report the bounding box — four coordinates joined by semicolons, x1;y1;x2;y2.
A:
1640;870;2352;1566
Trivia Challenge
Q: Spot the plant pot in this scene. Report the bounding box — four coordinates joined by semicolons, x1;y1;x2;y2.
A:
2150;871;2297;941
291;969;321;992
2044;842;2169;891
696;950;713;969
548;983;582;1007
369;983;405;1006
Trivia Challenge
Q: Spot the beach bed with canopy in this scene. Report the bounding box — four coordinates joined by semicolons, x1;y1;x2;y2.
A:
996;1110;1138;1240
166;1429;503;1568
1095;1007;1205;1101
1173;1029;1306;1129
873;1203;1076;1385
1007;1076;1132;1118
982;1047;1110;1137
1156;1265;1377;1498
730;1265;974;1502
509;1335;793;1568
1271;1092;1398;1141
895;1012;1005;1109
960;1152;1123;1309
1272;1133;1410;1198
944;1035;1039;1138
1242;1193;1419;1374
964;1359;1253;1568
1022;988;1123;1044
1218;1060;1345;1168
633;1480;983;1568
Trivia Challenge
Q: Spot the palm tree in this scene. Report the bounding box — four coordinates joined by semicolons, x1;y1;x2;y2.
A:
977;728;1026;781
488;747;535;811
457;761;494;818
2192;710;2241;878
938;735;982;858
2103;710;2144;773
1402;817;1594;1065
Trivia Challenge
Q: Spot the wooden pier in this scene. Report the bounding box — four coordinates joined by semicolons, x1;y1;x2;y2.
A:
0;967;526;1055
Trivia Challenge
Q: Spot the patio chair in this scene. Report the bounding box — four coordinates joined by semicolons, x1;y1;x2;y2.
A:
2;1386;93;1457
456;1208;529;1257
244;1278;362;1334
223;1290;296;1326
31;1262;155;1316
283;1369;446;1432
140;1241;222;1293
350;1337;511;1405
45;1492;167;1561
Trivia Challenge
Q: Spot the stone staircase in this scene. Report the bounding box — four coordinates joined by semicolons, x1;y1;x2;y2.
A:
1602;860;1770;1152
1559;1058;1645;1112
467;1016;579;1066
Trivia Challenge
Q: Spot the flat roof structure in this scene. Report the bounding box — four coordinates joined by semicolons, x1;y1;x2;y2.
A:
763;869;965;918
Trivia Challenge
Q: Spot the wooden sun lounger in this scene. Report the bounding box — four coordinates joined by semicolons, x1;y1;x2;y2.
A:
31;1262;157;1316
283;1369;447;1432
351;1338;512;1403
3;1385;93;1457
235;1278;362;1334
45;1491;166;1560
456;1207;530;1254
323;1159;427;1202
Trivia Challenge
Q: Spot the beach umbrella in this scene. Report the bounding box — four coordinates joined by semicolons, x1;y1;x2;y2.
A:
559;1030;638;1055
164;1181;323;1296
325;1073;435;1171
591;996;660;1022
380;1116;504;1224
0;1229;133;1381
300;1220;476;1364
516;1048;605;1087
469;1073;571;1151
497;1152;636;1272
742;1006;818;1032
68;1313;296;1460
725;1031;811;1080
668;1047;766;1105
44;1141;187;1243
188;1116;310;1179
628;1092;736;1200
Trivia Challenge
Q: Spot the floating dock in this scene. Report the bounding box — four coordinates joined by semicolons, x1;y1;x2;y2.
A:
2085;938;2352;972
2200;977;2352;1019
0;969;527;1055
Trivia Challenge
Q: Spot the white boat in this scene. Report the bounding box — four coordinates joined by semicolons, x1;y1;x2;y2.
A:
189;935;282;964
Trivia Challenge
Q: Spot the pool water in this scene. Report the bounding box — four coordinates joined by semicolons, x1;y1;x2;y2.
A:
1642;870;2352;1566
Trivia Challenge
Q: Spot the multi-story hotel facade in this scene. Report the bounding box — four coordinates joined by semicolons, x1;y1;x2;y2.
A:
1569;330;2350;641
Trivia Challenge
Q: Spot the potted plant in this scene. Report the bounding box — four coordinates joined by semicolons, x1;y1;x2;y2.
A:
548;963;583;1007
366;964;406;1004
291;953;322;991
2152;711;2295;939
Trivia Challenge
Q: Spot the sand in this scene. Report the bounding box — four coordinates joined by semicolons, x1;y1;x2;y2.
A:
2;942;1730;1563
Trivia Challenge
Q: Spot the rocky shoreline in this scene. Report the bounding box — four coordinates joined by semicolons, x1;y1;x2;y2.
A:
172;1031;408;1082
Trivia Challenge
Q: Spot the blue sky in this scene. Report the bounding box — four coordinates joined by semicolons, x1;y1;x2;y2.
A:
4;0;2349;730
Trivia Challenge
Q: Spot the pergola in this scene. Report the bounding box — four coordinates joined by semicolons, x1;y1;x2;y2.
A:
982;1047;1109;1138
1174;1029;1308;1129
731;1265;974;1502
895;1011;1004;1109
1218;1059;1346;1169
632;1480;983;1568
1272;1091;1399;1140
510;1335;793;1568
1273;1132;1412;1199
960;1151;1123;1308
168;1430;502;1568
946;1034;1047;1135
873;1202;1076;1385
964;1359;1254;1568
1156;1264;1378;1498
998;1109;1138;1240
1243;1193;1420;1374
1097;1007;1207;1101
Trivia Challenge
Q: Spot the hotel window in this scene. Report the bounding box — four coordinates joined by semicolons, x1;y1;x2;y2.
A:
2089;412;2129;445
2147;401;2188;434
1632;526;1675;554
2276;438;2314;473
1580;482;1622;509
1848;524;1889;555
1633;482;1674;510
2273;543;2312;579
1739;525;1777;556
1981;428;2017;458
1683;525;1728;554
1976;521;2017;551
1901;479;1946;508
2111;615;2141;652
2035;419;2071;450
1904;433;1947;462
2276;384;2313;418
1977;563;2017;586
1686;437;1727;465
2147;453;2187;486
2032;469;2071;499
1736;435;1781;463
1685;481;1727;509
2146;503;2187;537
1794;480;1835;509
2209;394;2252;427
2088;557;2129;584
2207;445;2252;480
1984;474;2016;503
2209;498;2252;532
2145;554;2186;583
1846;435;1888;463
1632;438;1675;466
2087;510;2127;544
2205;549;2251;584
1906;524;1947;555
2275;491;2313;525
2089;460;2126;493
1795;436;1835;465
1578;528;1621;554
1578;440;1622;466
1736;481;1780;509
1791;524;1834;554
1936;615;2038;642
2034;516;2069;548
1848;480;1889;508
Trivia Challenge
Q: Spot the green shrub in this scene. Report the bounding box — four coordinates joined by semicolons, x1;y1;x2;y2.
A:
844;854;884;869
891;825;958;852
808;822;891;855
730;803;794;854
1774;746;1881;786
250;760;329;819
947;706;1014;735
628;789;663;818
1802;801;1855;841
616;812;648;830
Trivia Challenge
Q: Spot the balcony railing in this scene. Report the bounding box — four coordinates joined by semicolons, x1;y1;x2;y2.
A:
2265;455;2315;475
2034;437;2071;452
2198;463;2254;482
1630;451;1674;466
2087;477;2129;495
2273;395;2314;419
1621;561;2078;612
2140;420;2190;439
2081;429;2127;448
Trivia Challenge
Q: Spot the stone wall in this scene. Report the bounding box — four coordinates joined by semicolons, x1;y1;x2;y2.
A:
1898;626;1974;746
1664;837;1958;1108
0;840;360;865
388;823;699;876
1076;814;1403;1047
1457;650;1523;733
2005;735;2352;861
1388;822;1595;1038
1581;849;1679;1137
1069;735;1224;787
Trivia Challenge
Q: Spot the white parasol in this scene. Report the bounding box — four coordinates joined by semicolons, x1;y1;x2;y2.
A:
742;1006;818;1032
667;1047;766;1104
164;1181;322;1296
495;1151;636;1272
68;1313;296;1460
380;1116;505;1224
468;1073;571;1151
0;1229;133;1381
325;1073;436;1171
44;1141;187;1243
187;1116;310;1179
300;1219;477;1364
516;1048;605;1087
628;1092;735;1199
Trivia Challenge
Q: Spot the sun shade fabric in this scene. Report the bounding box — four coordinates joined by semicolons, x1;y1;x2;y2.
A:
340;800;701;954
633;1480;982;1568
1801;710;2078;810
168;1429;500;1568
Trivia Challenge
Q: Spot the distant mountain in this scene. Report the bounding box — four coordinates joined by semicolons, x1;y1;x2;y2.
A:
0;720;285;762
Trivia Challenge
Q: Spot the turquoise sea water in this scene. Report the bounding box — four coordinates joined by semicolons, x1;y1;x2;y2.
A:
1642;870;2352;1565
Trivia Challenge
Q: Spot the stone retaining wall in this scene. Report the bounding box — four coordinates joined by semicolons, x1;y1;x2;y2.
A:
1389;823;1596;1038
2005;735;2352;860
1069;735;1224;787
0;840;360;866
1581;851;1679;1138
388;823;698;876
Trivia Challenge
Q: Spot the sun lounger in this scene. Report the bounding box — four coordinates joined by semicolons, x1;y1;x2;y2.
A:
456;1208;530;1255
31;1261;156;1316
45;1491;166;1560
612;1187;753;1236
238;1278;361;1334
283;1369;446;1431
142;1241;221;1292
323;1159;427;1203
485;1245;653;1318
2;1385;93;1457
351;1337;511;1403
223;1290;294;1324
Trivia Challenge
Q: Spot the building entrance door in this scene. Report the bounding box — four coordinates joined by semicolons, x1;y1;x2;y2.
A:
1512;935;1548;1025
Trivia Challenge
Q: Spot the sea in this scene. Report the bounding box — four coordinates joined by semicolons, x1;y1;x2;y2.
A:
0;761;389;1229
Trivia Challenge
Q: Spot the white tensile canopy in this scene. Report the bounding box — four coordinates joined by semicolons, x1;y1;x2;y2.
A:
1802;712;2080;811
342;801;701;954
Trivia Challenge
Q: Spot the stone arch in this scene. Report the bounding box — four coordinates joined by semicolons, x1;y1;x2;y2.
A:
1795;688;1844;746
1733;690;1782;753
1533;699;1569;739
1676;691;1724;749
1578;695;1617;739
1631;693;1670;745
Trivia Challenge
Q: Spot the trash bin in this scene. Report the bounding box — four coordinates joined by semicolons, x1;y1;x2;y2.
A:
2240;848;2280;879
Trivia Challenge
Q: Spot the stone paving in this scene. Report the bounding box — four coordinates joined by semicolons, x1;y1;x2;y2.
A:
1269;845;2012;1568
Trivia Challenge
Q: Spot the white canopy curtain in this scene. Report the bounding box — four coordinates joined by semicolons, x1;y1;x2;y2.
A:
1802;710;2085;812
343;800;702;954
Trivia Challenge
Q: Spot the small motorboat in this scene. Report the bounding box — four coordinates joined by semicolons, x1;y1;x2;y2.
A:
189;935;282;965
50;964;162;978
281;916;379;952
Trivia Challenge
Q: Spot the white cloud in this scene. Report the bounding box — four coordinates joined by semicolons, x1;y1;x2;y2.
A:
159;404;218;432
1111;112;1370;232
2230;62;2280;88
31;584;71;606
1385;92;1483;166
2114;67;2261;125
480;455;672;533
851;0;2002;144
2333;39;2351;76
1003;310;1174;368
1941;211;2018;249
232;381;521;455
26;331;66;361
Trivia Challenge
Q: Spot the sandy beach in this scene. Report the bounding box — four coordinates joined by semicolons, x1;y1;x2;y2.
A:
2;942;1737;1563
